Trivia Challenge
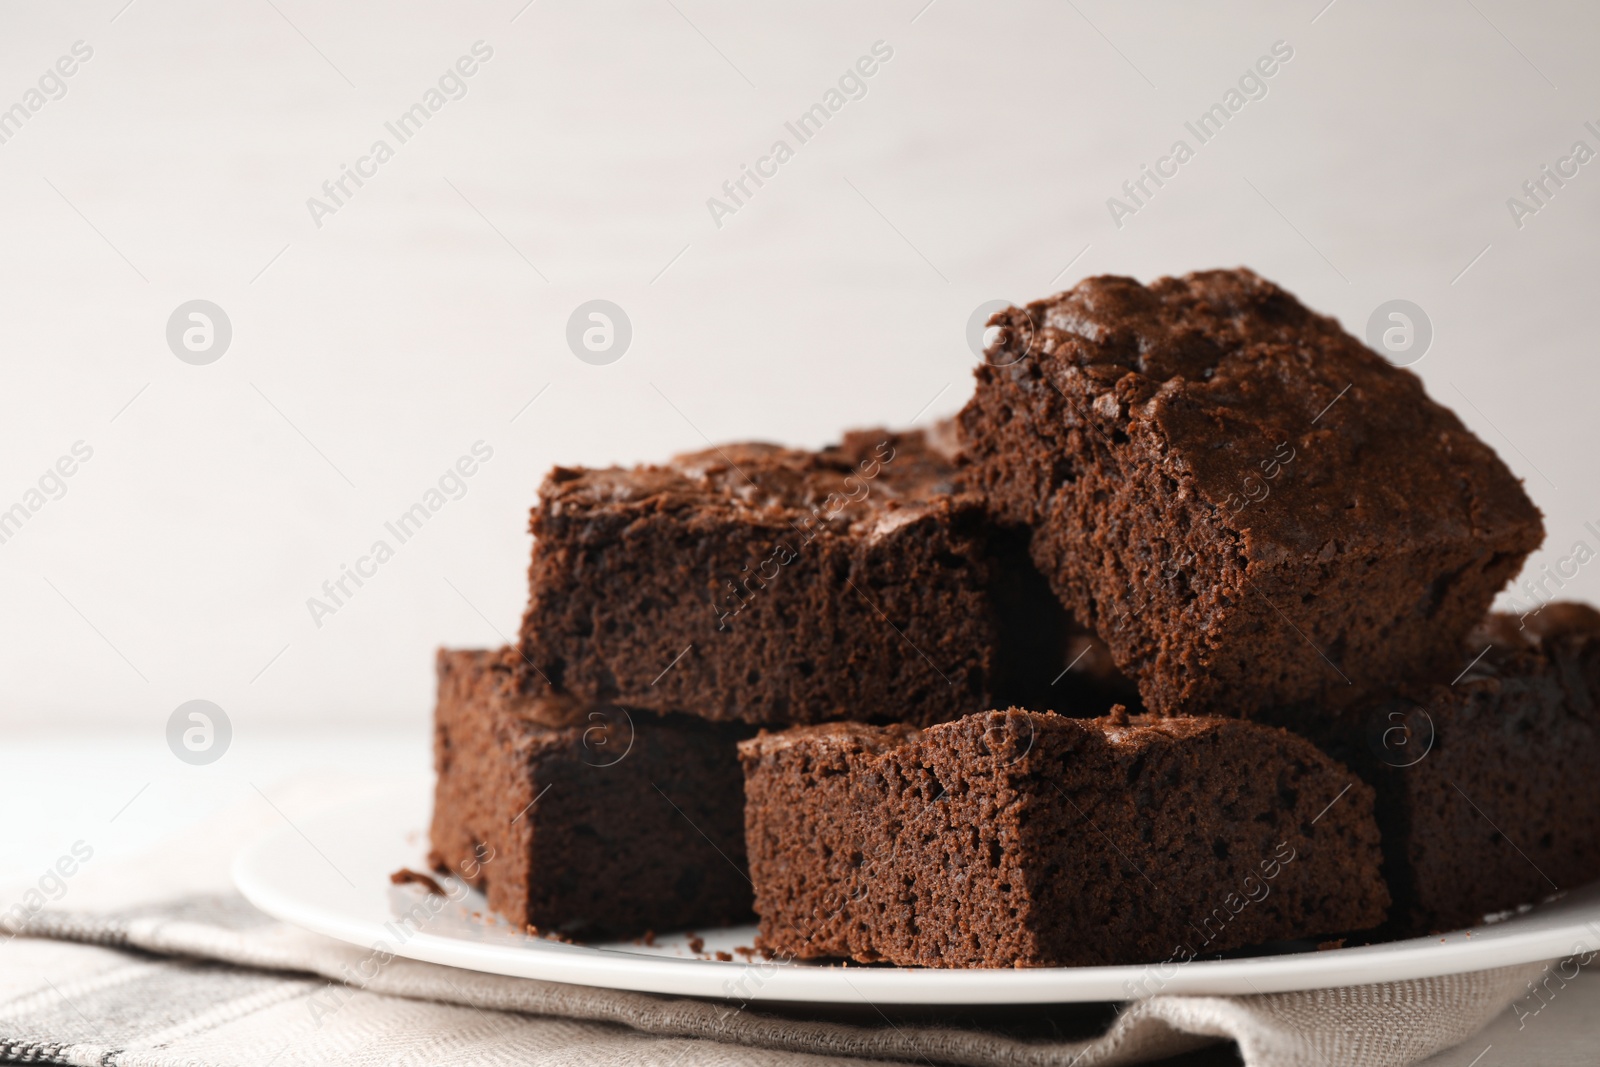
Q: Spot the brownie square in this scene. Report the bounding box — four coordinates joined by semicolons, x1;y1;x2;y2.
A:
958;268;1544;718
740;708;1389;968
519;427;1089;726
1266;603;1600;934
428;647;754;939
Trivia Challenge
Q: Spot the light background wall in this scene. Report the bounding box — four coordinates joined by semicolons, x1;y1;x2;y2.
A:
0;0;1595;735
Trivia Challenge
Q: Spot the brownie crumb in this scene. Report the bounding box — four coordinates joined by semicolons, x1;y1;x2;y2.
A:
734;945;757;961
1106;703;1130;726
525;924;576;945
714;950;733;961
1317;939;1346;951
641;930;656;946
389;868;445;895
687;935;705;953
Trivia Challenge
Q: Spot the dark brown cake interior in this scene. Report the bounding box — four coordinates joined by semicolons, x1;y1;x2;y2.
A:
1268;603;1600;934
958;268;1544;719
742;708;1388;967
520;427;1096;726
430;647;754;939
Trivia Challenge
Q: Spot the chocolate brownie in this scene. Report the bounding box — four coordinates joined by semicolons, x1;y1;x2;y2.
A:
1266;603;1600;934
958;269;1544;718
740;708;1389;968
520;427;1090;726
428;647;754;939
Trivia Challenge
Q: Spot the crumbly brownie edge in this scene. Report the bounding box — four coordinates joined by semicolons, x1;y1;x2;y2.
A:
431;647;757;939
520;431;1010;726
743;710;1389;967
428;648;535;924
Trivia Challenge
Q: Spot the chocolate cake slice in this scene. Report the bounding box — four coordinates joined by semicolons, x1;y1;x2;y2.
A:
1267;603;1600;934
519;426;1088;726
958;268;1544;718
740;708;1389;968
429;647;754;939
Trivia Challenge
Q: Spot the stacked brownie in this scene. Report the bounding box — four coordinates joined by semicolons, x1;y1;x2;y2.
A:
932;267;1600;945
432;265;1596;966
1259;603;1600;935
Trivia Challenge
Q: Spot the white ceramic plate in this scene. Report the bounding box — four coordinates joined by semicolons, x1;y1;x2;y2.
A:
233;788;1600;1005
